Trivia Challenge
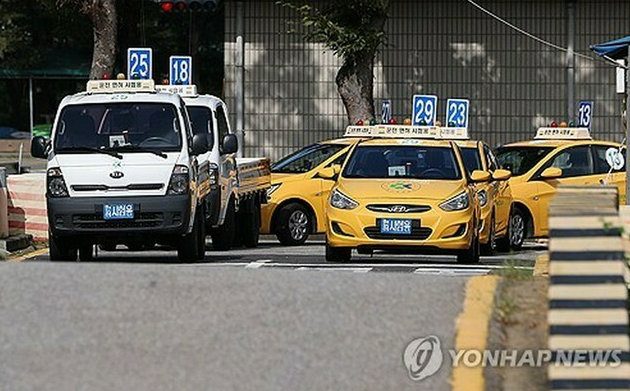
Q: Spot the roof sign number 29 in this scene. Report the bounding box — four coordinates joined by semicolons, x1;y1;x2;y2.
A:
412;95;438;126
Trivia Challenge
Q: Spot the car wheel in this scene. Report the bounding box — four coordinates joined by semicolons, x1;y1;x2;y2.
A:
49;232;77;262
480;214;496;256
509;209;526;251
276;203;311;246
79;244;93;262
212;197;236;251
457;222;480;264
325;242;351;262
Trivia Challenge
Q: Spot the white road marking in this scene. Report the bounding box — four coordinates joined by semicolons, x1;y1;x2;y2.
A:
245;259;272;269
295;267;373;273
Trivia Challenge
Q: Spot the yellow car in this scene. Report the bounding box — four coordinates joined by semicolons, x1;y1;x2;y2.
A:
495;126;625;247
447;135;513;255
324;125;491;264
261;138;360;245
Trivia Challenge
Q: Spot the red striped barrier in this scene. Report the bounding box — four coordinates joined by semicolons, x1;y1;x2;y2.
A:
7;174;47;241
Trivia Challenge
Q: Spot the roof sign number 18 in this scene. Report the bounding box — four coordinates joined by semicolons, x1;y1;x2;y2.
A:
170;56;192;85
577;101;593;128
127;48;153;80
412;95;438;126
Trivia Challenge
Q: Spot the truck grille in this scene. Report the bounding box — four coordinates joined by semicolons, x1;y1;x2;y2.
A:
72;212;164;229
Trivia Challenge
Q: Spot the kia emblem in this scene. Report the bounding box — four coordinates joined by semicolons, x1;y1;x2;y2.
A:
110;171;124;179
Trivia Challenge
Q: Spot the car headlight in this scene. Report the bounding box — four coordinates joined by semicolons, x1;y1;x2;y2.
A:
47;167;69;198
167;165;190;195
477;189;488;207
330;189;359;210
440;191;470;211
266;183;281;197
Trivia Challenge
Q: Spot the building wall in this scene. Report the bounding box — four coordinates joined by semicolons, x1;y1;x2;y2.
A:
225;0;629;161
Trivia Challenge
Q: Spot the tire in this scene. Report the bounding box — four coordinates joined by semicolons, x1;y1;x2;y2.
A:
196;209;206;261
457;222;480;264
79;244;93;262
49;232;77;262
178;209;202;262
325;242;352;262
275;203;311;246
242;206;260;248
509;209;526;251
211;197;236;251
480;214;496;256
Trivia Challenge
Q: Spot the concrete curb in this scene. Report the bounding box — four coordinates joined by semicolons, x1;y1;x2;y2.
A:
548;186;629;390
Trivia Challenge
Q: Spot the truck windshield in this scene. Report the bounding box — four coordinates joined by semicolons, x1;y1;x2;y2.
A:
495;146;554;176
187;106;214;138
272;143;345;173
343;146;461;180
54;103;182;153
460;147;482;174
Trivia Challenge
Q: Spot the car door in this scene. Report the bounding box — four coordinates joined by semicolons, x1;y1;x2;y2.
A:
484;143;511;235
535;145;595;233
592;144;626;204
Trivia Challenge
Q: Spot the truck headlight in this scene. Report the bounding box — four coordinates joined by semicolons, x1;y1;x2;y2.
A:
440;191;470;211
168;165;190;195
477;190;488;207
47;168;69;198
330;189;359;210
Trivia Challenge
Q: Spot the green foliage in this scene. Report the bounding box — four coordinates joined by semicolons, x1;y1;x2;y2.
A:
278;0;387;62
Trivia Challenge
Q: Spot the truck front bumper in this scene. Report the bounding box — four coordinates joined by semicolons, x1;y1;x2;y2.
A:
48;194;192;238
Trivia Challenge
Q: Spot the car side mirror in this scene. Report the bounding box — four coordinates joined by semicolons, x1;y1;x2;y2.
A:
470;170;491;183
331;164;341;175
222;134;238;155
191;134;209;156
492;169;511;181
540;167;562;180
31;136;48;159
317;166;336;180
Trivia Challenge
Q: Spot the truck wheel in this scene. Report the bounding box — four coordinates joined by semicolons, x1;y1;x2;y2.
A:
196;209;206;261
178;210;202;262
79;245;94;262
480;214;496;256
212;198;236;251
49;232;77;262
325;242;351;262
243;206;261;248
457;222;480;264
275;203;310;246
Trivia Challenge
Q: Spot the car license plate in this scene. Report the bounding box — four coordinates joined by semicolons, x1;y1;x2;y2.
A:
103;203;134;220
380;218;412;235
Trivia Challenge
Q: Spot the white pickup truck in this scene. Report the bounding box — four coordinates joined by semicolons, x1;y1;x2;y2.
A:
31;80;270;261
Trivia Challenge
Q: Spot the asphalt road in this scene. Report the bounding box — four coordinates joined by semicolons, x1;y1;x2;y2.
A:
0;241;543;391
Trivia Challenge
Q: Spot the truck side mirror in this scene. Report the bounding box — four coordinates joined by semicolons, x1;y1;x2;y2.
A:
222;134;238;155
206;133;214;151
191;134;209;156
31;136;48;159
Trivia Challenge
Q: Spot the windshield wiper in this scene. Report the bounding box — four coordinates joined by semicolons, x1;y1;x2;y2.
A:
57;147;122;159
111;145;168;159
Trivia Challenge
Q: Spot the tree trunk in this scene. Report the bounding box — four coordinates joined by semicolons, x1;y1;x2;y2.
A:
336;53;377;124
84;0;117;79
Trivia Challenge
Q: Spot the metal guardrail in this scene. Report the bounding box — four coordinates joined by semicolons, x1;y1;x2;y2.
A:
547;186;629;390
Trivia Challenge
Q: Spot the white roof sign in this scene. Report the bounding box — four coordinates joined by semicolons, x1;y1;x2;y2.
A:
534;127;592;140
86;79;156;94
344;125;440;139
439;127;469;140
155;84;198;97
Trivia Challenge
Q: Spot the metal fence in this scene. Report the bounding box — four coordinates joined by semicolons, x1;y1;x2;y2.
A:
225;0;629;161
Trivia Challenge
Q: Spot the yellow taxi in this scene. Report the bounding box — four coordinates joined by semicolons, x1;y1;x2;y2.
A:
495;126;625;247
261;138;360;245
439;127;513;254
324;125;490;264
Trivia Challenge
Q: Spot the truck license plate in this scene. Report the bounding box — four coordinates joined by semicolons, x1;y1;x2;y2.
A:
103;203;134;220
380;218;412;235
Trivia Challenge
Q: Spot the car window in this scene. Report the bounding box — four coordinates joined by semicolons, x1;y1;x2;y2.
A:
272;143;346;173
343;145;461;180
495;146;554;176
325;151;348;168
460;147;482;174
593;145;626;174
545;146;593;178
483;144;498;171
